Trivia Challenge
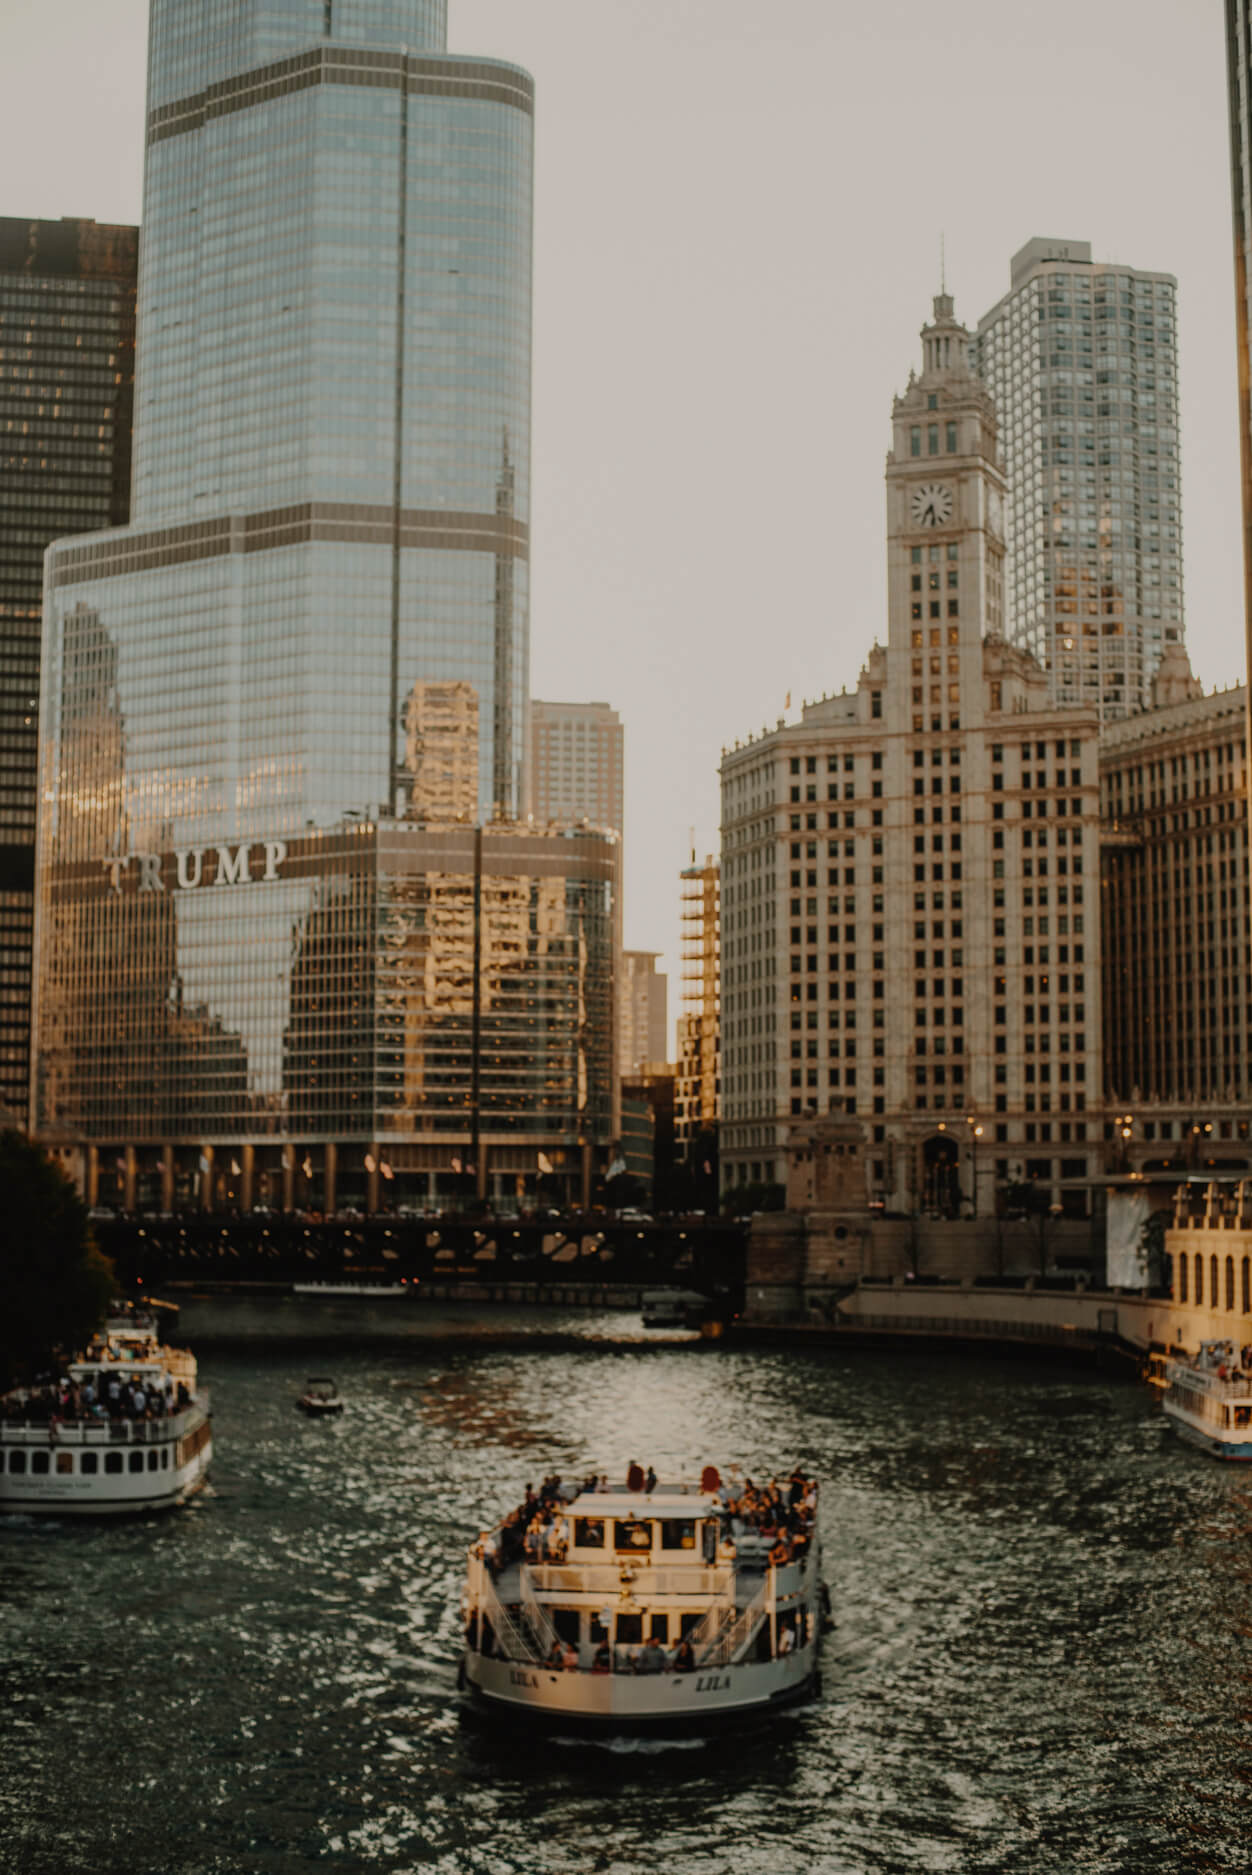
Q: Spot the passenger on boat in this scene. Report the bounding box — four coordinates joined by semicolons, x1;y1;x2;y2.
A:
644;1464;657;1494
672;1638;696;1673
592;1641;612;1673
637;1637;666;1674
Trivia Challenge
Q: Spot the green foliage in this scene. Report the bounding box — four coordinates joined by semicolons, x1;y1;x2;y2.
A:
0;1131;114;1388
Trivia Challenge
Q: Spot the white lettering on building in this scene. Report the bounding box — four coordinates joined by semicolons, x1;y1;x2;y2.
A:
104;840;292;892
214;844;251;886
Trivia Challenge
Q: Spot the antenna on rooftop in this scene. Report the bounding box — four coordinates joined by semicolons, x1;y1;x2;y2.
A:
940;231;946;294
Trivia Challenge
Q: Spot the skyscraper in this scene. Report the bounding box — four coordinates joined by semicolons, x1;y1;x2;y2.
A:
720;298;1102;1216
976;238;1183;720
1227;2;1252;826
29;1;618;1211
0;217;137;1127
529;700;624;834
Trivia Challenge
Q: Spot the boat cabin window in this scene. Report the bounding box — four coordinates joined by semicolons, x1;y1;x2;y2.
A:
574;1517;605;1549
161;1449;169;1469
614;1518;652;1553
8;1450;25;1474
56;1451;73;1474
81;1452;98;1475
105;1452;123;1474
30;1451;49;1474
128;1451;144;1473
660;1519;696;1551
679;1612;704;1639
616;1613;643;1645
589;1613;609;1645
649;1612;669;1643
550;1608;581;1646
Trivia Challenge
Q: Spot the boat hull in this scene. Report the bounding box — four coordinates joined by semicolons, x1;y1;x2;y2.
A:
1163;1408;1252;1461
461;1642;819;1734
0;1413;212;1516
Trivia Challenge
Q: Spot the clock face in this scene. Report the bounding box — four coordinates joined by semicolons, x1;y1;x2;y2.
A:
911;482;953;529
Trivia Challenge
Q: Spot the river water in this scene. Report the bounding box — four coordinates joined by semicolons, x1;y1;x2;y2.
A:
2;1317;1249;1874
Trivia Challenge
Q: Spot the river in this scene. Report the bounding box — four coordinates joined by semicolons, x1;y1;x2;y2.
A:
1;1318;1249;1873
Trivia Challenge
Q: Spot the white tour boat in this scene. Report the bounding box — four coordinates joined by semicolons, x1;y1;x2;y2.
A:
0;1307;212;1515
1162;1340;1252;1460
461;1467;825;1732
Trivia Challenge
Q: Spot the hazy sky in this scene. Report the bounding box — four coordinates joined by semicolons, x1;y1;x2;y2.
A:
2;1;1243;1046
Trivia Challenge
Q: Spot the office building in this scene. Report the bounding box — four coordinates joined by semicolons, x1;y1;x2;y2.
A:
1228;2;1252;834
619;950;667;1079
529;700;624;833
720;295;1103;1213
675;855;719;1158
31;0;587;1202
0;217;137;1126
1100;650;1250;1145
976;238;1182;719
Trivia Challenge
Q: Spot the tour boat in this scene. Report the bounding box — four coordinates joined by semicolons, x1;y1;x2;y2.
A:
639;1288;708;1329
460;1466;825;1732
1162;1341;1252;1459
0;1309;212;1515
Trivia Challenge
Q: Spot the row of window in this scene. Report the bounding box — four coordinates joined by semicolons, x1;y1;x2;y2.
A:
1178;1253;1252;1315
4;1445;170;1475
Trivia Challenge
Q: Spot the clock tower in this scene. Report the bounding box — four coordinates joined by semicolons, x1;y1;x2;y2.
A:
885;293;1006;737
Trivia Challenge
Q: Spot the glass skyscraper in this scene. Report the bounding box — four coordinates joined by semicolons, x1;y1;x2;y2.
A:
33;2;616;1209
976;238;1183;721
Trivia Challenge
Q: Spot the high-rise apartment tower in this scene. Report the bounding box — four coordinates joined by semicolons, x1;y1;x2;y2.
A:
976;238;1182;720
0;217;137;1127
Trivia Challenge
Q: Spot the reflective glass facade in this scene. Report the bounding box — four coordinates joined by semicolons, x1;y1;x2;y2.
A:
33;1;560;1198
976;239;1183;721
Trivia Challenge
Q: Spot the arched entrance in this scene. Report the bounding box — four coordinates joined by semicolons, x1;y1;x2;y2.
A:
922;1134;960;1218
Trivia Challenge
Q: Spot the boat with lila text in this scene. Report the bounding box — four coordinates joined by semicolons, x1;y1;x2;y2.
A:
460;1463;826;1732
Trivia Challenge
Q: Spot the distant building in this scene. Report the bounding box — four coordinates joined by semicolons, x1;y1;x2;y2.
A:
675;856;720;1158
620;950;667;1078
720;295;1103;1216
0;216;137;1129
529;700;624;833
976;238;1183;720
1099;650;1251;1164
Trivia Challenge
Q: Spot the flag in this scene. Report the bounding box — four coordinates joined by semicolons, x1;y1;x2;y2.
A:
538;1152;554;1174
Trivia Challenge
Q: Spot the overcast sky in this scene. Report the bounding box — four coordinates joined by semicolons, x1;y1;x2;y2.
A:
2;1;1243;1046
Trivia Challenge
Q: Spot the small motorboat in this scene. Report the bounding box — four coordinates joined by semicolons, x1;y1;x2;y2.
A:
297;1377;343;1417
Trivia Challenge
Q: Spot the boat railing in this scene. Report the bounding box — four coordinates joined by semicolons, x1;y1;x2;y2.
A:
0;1397;209;1445
698;1570;773;1668
474;1567;546;1666
528;1562;733;1599
517;1565;560;1659
685;1595;737;1661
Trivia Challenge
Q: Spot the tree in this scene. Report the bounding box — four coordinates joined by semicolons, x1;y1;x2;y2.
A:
0;1131;114;1388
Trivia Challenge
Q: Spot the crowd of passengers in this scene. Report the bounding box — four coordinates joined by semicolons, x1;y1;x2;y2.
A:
476;1463;820;1581
3;1369;192;1425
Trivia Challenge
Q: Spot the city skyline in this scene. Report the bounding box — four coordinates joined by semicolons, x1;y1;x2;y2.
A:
1;0;1242;992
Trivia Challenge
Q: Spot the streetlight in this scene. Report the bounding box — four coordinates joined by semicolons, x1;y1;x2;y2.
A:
1113;1112;1134;1174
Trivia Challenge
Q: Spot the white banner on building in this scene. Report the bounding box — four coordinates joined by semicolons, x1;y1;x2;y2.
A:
1107;1188;1151;1287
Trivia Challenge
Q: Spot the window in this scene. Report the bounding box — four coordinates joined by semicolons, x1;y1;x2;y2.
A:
946;421;957;452
8;1449;25;1474
129;1451;145;1474
1226;1256;1236;1312
575;1518;606;1548
57;1451;74;1475
105;1451;124;1474
31;1451;49;1475
928;424;939;454
82;1451;99;1475
615;1519;653;1553
911;426;921;456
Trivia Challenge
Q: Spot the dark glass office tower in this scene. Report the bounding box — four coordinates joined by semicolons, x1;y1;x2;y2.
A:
0;217;137;1126
32;3;618;1210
